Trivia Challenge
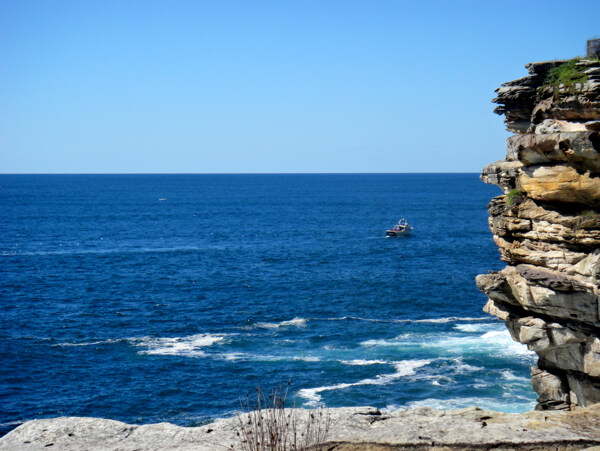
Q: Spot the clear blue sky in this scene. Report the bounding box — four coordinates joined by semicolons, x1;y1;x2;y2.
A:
1;0;598;173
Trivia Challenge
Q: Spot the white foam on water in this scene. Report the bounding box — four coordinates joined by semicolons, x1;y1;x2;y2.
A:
340;359;389;366
501;370;530;382
359;328;534;367
322;316;490;325
481;331;505;339
254;317;307;329
0;420;25;428
294;356;321;362
218;352;247;361
448;358;485;374
454;323;495;333
360;334;416;347
233;354;321;363
298;359;431;406
413;317;490;324
426;329;535;358
132;333;226;357
54;339;121;347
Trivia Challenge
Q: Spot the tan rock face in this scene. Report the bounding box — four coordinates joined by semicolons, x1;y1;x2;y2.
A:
519;165;600;207
481;57;600;410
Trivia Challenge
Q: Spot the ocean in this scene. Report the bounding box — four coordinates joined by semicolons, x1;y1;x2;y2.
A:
0;174;537;436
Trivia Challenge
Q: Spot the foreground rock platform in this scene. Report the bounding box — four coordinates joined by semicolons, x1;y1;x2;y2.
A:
2;405;600;450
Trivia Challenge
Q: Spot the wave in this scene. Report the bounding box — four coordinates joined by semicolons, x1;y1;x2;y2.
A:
360;329;534;359
253;354;321;362
454;323;494;333
320;316;491;324
131;333;227;356
445;357;485;374
297;359;431;406
209;352;321;363
242;316;494;332
340;359;389;366
253;317;307;329
431;331;534;358
1;245;216;258
0;420;25;428
218;352;247;361
54;339;123;347
501;370;530;382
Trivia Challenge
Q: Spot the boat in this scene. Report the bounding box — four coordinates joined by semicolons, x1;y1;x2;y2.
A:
386;218;413;237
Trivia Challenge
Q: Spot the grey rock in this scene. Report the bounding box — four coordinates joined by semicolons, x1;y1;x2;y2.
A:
506;132;600;173
3;405;600;450
480;160;522;191
531;367;570;409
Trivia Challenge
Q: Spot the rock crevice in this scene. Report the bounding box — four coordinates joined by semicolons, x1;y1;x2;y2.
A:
478;56;600;410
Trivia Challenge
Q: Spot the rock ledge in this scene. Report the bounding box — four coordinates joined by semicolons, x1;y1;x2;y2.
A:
2;405;600;450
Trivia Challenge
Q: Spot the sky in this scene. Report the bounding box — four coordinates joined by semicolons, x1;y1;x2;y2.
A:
1;1;599;173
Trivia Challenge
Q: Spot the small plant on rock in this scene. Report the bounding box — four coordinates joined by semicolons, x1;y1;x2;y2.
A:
232;384;329;451
579;210;598;218
541;57;600;98
505;188;524;207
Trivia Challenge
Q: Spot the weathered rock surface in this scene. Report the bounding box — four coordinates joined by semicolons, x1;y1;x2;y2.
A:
506;132;600;172
519;165;600;207
493;59;600;133
480;56;600;410
3;405;600;450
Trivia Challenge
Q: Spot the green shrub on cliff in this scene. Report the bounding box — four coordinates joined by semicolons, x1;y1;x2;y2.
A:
544;58;589;87
506;188;523;207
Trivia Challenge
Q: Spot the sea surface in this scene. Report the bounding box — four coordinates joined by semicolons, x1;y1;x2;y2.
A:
0;174;537;436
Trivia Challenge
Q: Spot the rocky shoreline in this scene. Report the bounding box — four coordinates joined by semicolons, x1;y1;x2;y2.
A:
4;56;600;451
477;55;600;410
2;404;600;450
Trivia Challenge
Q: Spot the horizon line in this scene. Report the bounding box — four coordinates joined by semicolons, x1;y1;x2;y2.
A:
0;171;481;175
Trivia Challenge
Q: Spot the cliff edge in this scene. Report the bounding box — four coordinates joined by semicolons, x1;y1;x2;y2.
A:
477;55;600;410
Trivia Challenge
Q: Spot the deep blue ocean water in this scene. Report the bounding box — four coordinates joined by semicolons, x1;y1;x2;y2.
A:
0;174;537;436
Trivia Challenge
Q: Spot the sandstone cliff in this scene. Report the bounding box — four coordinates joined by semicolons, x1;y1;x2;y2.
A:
477;57;600;410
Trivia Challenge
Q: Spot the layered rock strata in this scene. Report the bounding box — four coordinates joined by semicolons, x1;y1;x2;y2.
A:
477;57;600;410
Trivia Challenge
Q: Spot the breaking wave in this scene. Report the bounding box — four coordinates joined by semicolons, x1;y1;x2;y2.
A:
253;317;308;329
130;333;227;356
321;316;491;324
298;359;431;406
340;359;389;366
360;327;533;359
